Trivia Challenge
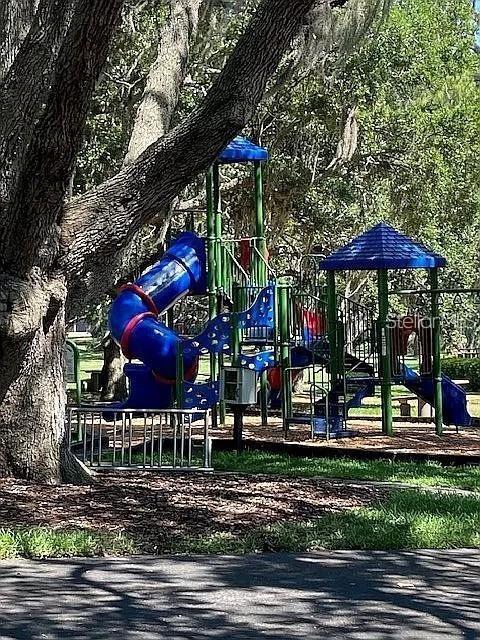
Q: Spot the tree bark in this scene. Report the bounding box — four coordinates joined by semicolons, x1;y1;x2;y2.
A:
124;0;205;164
0;274;67;482
0;0;124;273
100;336;127;401
0;0;39;82
0;0;124;482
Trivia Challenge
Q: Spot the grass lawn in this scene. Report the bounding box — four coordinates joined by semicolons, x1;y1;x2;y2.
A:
213;451;480;491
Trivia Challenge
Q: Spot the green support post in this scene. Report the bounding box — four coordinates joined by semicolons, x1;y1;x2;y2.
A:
278;280;292;435
213;163;226;424
377;268;393;436
254;161;267;286
206;167;218;427
165;224;174;330
232;284;241;364
206;167;216;317
65;339;82;407
326;271;339;385
175;339;184;409
213;163;223;294
430;268;443;435
253;160;268;425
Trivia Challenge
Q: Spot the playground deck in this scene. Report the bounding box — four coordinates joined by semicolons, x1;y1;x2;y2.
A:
212;416;480;460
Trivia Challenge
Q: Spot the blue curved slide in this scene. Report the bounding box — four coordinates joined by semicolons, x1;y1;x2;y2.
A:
109;232;207;410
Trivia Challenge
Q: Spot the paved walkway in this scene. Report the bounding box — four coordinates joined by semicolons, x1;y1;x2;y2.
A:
0;550;479;639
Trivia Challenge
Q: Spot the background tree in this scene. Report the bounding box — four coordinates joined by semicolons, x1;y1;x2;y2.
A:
251;0;480;305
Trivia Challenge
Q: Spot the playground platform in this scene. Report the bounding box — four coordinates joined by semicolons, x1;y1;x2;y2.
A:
212;415;480;463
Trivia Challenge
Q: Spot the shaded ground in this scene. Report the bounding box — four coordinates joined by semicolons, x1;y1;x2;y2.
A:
213;415;480;457
0;473;383;550
1;550;479;639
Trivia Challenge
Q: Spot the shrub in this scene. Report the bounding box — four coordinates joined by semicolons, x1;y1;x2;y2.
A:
441;357;480;391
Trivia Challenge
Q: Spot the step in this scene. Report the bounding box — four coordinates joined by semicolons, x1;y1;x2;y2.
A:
285;415;356;439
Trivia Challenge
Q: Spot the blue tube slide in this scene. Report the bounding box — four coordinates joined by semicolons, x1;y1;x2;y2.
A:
108;231;206;408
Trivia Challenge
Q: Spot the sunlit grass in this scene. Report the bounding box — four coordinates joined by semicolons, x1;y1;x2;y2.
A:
213;451;480;492
0;528;135;559
1;491;479;558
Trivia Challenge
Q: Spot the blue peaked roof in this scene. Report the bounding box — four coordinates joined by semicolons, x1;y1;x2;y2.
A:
319;222;446;271
218;136;268;164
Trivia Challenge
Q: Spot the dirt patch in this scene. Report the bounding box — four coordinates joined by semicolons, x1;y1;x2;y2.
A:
0;473;384;548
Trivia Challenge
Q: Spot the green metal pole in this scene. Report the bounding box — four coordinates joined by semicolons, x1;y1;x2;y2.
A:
430;268;443;435
377;269;393;436
165;224;174;330
206;167;218;427
232;284;241;364
213;163;226;424
254;161;267;285
278;280;292;434
253;161;268;425
326;271;338;385
213;163;223;294
67;340;82;406
175;339;184;409
206;167;216;317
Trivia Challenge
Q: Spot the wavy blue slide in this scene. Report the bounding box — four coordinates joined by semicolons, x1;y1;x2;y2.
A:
109;231;208;410
109;231;276;411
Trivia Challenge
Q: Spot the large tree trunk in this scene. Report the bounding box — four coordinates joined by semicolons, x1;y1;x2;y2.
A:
0;273;95;483
0;0;123;482
0;275;67;482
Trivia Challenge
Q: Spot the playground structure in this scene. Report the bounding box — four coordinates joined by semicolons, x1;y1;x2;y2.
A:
104;135;476;442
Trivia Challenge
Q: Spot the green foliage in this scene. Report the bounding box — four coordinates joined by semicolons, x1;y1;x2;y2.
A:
213;451;480;491
441;357;480;391
258;0;480;300
74;0;480;339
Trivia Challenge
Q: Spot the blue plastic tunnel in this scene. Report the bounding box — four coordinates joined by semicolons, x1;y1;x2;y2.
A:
109;231;207;383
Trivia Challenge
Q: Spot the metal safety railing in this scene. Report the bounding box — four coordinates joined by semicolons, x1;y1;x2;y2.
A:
337;295;377;373
67;407;212;470
221;237;276;291
220;242;250;302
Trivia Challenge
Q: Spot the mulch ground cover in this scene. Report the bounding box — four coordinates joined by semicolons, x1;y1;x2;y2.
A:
213;415;480;456
0;473;385;549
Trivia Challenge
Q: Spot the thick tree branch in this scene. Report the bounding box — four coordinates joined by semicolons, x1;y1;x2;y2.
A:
0;0;124;273
124;0;206;164
0;0;76;206
61;0;319;310
0;0;39;82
